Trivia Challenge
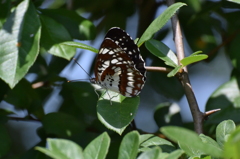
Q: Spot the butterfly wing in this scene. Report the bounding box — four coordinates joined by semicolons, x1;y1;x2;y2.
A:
94;27;146;97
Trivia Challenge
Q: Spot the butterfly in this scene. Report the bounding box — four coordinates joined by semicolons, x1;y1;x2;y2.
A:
90;27;146;97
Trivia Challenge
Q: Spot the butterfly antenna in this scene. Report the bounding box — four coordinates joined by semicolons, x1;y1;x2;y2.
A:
72;58;92;78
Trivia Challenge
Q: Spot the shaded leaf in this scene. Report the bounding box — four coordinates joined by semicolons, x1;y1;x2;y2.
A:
40;9;96;40
40;15;75;60
97;91;139;135
145;39;178;67
154;103;182;127
42;112;85;138
0;124;11;158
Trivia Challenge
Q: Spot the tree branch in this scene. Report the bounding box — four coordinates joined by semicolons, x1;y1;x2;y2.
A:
145;66;172;73
166;0;204;134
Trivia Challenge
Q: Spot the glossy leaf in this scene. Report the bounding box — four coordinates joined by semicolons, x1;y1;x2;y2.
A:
139;135;175;153
137;2;186;46
145;39;178;67
216;120;236;149
161;126;222;157
97;91;139;135
0;0;41;88
36;138;83;159
83;132;110;159
40;15;75;60
180;51;208;67
137;147;161;159
62;41;98;53
118;131;139;159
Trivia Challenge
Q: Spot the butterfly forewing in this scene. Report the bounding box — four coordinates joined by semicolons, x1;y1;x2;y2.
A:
93;27;146;97
104;27;146;78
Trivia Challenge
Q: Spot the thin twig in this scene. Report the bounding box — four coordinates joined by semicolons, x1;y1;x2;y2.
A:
146;66;172;73
203;109;221;120
166;0;204;134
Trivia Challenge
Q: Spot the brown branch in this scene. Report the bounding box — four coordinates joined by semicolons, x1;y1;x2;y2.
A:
146;66;172;73
166;0;203;134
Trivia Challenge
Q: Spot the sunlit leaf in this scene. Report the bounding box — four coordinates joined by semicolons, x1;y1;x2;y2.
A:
137;2;186;46
0;0;41;88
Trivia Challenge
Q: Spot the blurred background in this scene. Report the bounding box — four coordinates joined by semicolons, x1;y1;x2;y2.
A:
0;0;239;158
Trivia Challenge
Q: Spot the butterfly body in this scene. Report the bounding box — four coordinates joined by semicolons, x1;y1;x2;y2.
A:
91;27;146;97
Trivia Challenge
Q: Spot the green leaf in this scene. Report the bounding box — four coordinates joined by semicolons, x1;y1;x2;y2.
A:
145;39;178;67
205;77;240;124
97;91;139;135
180;51;208;67
42;112;85;138
165;149;184;159
167;65;182;77
154;103;182;127
40;15;76;60
139;134;155;144
216;120;236;149
118;131;139;159
4;79;44;118
83;132;110;159
161;126;222;157
223;125;240;159
40;9;96;40
62;41;98;53
137;2;186;46
137;147;161;159
199;134;222;151
227;0;240;4
36;138;84;159
139;135;175;153
0;0;41;88
0;124;11;158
